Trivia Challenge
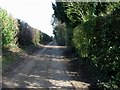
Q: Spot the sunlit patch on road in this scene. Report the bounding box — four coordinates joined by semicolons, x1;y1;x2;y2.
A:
43;45;67;49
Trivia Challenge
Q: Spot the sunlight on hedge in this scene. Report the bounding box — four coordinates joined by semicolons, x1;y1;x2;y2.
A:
0;8;18;48
72;24;90;57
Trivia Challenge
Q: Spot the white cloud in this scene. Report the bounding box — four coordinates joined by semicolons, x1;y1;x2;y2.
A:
0;0;55;36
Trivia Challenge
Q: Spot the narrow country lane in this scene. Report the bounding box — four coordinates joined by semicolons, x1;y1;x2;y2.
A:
2;41;90;89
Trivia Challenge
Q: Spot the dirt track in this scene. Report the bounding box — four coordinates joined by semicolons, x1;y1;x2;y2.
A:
2;41;90;89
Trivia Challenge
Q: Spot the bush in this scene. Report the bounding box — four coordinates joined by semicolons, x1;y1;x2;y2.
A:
90;8;120;89
32;28;41;45
72;18;96;57
0;8;19;48
90;10;120;74
72;7;120;89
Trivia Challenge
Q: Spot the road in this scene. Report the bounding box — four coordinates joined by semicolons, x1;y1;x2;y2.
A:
2;41;90;89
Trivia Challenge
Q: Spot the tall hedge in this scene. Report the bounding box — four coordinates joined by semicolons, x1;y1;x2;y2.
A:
90;8;120;88
17;19;41;45
72;7;120;89
52;2;120;89
0;8;42;49
0;8;18;48
32;28;41;45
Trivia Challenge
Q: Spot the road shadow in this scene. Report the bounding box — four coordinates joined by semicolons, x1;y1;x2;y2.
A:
18;44;42;55
63;49;105;90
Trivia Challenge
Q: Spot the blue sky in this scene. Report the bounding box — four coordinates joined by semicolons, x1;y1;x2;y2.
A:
0;0;55;36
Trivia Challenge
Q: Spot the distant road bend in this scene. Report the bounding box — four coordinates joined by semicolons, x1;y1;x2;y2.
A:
2;41;90;89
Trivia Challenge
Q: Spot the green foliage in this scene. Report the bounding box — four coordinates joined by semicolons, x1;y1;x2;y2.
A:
72;18;96;57
72;8;120;89
89;7;120;89
32;29;41;45
72;24;89;57
52;2;70;24
0;8;18;48
53;22;66;45
52;1;120;89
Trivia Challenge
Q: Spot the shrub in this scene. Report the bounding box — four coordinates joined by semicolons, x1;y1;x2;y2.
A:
32;28;41;45
72;7;120;89
72;18;96;57
0;8;18;49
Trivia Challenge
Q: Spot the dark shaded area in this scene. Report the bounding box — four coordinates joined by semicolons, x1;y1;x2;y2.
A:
41;32;53;45
63;48;105;90
2;48;28;75
18;44;42;55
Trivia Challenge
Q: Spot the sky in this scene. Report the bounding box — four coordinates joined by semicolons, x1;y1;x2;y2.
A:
0;0;55;36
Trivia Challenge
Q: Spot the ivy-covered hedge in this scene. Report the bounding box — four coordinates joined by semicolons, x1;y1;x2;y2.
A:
0;8;19;49
91;8;120;89
72;7;120;89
